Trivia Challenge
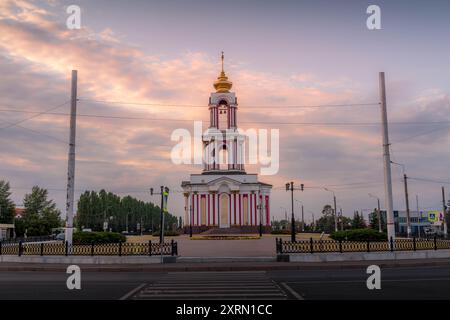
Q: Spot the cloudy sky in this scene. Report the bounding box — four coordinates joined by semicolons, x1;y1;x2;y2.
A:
1;0;450;223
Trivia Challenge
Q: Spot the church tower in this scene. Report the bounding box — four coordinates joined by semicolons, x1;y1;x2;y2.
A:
181;53;272;234
203;52;245;173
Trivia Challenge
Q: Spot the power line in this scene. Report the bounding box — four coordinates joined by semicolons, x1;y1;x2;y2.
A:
0;100;70;131
408;177;450;185
0;118;68;145
78;98;380;109
392;124;450;144
2;109;450;126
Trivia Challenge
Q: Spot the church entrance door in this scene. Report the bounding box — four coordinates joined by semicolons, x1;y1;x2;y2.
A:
219;193;229;228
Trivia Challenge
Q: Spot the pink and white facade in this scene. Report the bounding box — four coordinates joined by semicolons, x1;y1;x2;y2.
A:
181;59;272;232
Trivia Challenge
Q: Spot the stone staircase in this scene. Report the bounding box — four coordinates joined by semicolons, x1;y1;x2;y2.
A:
200;227;259;235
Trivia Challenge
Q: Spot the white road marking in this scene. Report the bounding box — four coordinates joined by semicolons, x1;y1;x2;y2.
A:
118;283;147;300
280;282;304;300
287;277;450;285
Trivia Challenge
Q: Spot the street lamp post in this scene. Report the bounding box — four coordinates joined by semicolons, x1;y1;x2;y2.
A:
369;193;382;233
189;204;193;238
295;199;305;232
391;161;411;238
324;188;338;232
257;203;263;237
286;182;305;242
150;186;170;244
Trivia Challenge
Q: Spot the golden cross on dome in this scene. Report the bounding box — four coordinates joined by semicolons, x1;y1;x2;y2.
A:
221;51;224;72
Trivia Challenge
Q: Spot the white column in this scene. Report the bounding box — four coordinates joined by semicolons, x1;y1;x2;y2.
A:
230;193;235;225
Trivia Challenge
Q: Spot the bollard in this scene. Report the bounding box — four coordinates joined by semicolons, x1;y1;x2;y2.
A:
65;241;69;256
413;237;416;251
18;241;23;256
367;240;370;253
434;236;437;250
339;239;343;253
171;239;175;256
91;242;95;256
118;242;122;257
310;237;314;254
390;236;394;252
148;240;152;256
40;242;44;256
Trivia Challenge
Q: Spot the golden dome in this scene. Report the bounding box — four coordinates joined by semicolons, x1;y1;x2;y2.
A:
213;52;232;93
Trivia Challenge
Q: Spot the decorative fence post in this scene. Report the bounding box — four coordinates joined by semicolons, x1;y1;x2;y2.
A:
18;241;23;256
339;239;343;253
413;237;416;251
309;237;314;254
171;239;175;256
91;242;95;256
174;242;178;256
367;240;370;253
118;242;122;257
390;237;394;252
148;240;152;256
434;236;437;250
65;241;69;256
0;241;2;255
40;243;44;256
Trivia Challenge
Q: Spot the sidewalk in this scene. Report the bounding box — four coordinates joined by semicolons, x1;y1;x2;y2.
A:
2;258;450;272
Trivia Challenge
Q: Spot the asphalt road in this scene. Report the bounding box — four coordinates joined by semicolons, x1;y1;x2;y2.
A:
0;265;449;300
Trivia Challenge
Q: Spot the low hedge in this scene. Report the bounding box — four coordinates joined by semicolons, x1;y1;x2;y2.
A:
270;229;291;235
73;231;126;244
330;229;387;241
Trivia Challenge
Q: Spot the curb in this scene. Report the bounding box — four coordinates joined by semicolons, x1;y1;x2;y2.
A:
2;259;450;272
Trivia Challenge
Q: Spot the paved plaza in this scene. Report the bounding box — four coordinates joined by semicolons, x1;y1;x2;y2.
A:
127;234;328;257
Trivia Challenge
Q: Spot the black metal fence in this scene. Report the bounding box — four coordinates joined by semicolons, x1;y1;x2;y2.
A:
0;240;178;257
276;237;450;254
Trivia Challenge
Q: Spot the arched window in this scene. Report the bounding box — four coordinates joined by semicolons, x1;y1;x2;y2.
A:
218;144;229;170
218;100;228;129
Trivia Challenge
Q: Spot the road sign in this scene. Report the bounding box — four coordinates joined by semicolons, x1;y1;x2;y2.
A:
428;211;439;223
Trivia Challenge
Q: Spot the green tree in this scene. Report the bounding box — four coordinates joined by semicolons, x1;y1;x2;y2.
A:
76;189;175;233
0;180;15;224
351;211;367;229
17;186;62;236
369;209;386;232
315;204;336;233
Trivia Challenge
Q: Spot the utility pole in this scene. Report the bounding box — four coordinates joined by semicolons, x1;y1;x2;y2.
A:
301;204;304;232
379;72;395;242
65;70;77;247
442;186;448;238
377;198;381;233
416;195;421;238
160;186;164;243
324;188;338;232
369;193;382;233
403;173;411;238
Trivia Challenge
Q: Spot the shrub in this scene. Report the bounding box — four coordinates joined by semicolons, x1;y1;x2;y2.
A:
270;229;291;235
330;229;387;241
152;230;180;237
73;231;126;244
